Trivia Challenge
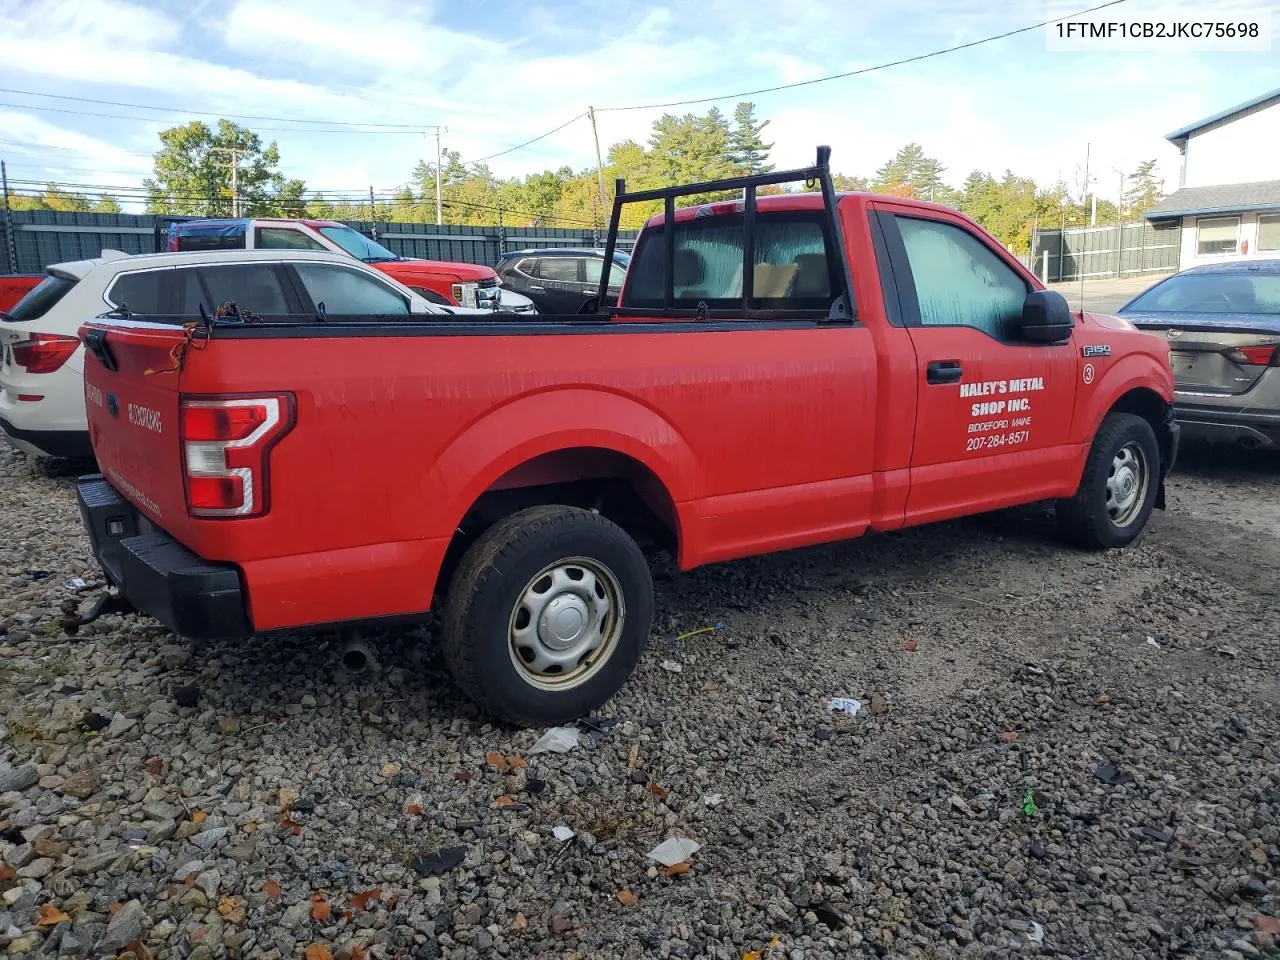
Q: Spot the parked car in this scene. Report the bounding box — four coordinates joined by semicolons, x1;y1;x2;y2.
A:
164;217;538;314
1;248;500;459
1117;259;1280;450
495;247;630;313
72;146;1177;727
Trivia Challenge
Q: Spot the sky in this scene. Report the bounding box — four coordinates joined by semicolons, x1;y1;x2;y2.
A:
0;0;1277;210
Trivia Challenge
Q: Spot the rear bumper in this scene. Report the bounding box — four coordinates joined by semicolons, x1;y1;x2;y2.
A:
76;474;251;641
1173;402;1280;449
0;418;94;459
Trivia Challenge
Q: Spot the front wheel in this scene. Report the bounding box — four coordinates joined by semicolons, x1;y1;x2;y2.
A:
441;506;654;727
1056;412;1161;549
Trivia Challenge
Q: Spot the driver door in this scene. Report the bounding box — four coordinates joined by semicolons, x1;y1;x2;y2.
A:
872;204;1080;524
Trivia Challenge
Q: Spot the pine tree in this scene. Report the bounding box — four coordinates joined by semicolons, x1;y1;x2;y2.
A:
728;101;774;174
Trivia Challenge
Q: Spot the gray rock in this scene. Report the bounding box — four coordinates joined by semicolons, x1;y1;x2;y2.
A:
104;714;137;738
96;899;148;953
173;859;204;882
195;869;221;898
4;843;34;869
189;827;230;852
0;766;37;793
281;899;312;928
16;857;54;879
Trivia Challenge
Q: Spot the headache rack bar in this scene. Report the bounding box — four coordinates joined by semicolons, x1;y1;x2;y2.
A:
596;144;855;322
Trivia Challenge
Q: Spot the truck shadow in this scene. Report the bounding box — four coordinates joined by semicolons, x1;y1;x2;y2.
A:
165;503;1083;728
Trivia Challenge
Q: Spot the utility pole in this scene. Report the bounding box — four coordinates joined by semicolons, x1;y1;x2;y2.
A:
587;106;607;220
1;160;17;274
426;126;448;226
1080;142;1090;307
369;186;378;241
209;147;242;217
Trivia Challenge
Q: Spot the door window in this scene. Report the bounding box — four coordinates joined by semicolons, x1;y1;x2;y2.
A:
896;216;1027;339
198;264;290;315
534;258;580;282
256;227;327;250
105;271;167;314
292;263;409;315
584;257;625;290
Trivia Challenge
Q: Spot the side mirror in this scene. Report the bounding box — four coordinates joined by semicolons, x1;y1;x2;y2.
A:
1019;289;1074;344
578;296;600;315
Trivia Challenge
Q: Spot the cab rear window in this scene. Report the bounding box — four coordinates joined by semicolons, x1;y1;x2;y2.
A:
4;274;78;322
621;211;838;311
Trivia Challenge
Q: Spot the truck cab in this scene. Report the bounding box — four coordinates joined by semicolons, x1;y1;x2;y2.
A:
162;217;536;313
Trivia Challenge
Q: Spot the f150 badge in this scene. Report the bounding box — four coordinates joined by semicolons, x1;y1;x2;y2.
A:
1081;344;1111;357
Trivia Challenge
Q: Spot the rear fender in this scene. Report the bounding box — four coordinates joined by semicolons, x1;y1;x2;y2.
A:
424;388;698;555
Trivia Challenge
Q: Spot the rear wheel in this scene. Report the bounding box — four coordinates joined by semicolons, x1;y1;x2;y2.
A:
1057;412;1160;549
441;505;653;727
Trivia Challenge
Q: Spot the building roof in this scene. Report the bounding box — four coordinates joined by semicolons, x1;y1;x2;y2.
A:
1143;180;1280;220
1165;87;1280;146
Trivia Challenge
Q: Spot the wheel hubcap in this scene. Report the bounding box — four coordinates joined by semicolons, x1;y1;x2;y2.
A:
1105;442;1150;528
508;557;625;690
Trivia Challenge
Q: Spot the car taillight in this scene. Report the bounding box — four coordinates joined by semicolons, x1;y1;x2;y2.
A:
11;334;80;374
1225;345;1279;366
180;395;294;518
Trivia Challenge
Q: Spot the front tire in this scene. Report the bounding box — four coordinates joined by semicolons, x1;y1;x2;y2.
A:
441;506;654;727
1056;412;1161;549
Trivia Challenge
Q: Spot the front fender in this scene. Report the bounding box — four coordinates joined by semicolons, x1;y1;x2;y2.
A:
1073;352;1174;443
423;387;699;539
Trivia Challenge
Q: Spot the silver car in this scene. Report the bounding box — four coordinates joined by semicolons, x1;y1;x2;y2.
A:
1118;259;1280;450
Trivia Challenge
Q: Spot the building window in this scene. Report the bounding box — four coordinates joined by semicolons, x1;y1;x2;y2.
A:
1196;216;1240;256
1258;214;1280;252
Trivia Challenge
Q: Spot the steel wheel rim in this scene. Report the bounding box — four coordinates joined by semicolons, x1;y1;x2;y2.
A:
1105;441;1149;528
507;556;625;691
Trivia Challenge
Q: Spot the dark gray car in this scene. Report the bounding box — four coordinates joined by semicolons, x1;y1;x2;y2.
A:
1118;259;1280;450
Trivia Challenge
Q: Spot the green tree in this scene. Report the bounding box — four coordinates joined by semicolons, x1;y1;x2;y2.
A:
143;119;307;216
8;185;119;212
728;101;774;174
1124;160;1162;216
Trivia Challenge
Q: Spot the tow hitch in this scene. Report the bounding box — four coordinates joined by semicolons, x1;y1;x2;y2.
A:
59;590;135;636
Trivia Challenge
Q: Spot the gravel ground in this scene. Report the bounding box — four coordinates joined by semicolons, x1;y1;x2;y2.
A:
1;442;1278;960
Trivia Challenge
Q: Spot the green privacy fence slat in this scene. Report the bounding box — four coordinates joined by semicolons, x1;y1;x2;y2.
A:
1;211;638;274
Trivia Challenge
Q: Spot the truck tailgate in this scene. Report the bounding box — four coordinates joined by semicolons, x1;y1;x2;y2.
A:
80;321;195;544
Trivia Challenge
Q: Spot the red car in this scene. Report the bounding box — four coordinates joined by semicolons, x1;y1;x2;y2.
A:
163;217;537;313
75;147;1177;727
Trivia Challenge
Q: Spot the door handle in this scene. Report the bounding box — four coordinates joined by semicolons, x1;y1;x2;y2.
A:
926;360;963;384
528;285;544;291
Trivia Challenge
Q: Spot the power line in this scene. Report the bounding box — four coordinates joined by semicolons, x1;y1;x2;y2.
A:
0;86;432;129
468;113;587;164
597;0;1129;111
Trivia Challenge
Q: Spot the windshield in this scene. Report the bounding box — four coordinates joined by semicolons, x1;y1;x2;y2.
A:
318;225;401;262
1123;272;1280;315
4;274;78;322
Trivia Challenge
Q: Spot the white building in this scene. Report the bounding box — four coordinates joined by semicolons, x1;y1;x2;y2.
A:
1144;88;1280;270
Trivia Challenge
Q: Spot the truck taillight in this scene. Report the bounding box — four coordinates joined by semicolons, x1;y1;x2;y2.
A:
1226;345;1279;366
11;334;80;374
180;395;293;518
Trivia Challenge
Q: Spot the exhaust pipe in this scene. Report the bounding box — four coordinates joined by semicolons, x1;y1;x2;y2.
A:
337;633;378;674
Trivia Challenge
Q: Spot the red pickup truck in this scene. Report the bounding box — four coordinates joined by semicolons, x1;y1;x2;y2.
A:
73;147;1178;727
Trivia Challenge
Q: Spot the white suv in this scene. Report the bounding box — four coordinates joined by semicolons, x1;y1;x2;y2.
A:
0;248;499;459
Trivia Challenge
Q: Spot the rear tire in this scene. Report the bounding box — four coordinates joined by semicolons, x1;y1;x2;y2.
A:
1056;413;1160;549
441;505;653;727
